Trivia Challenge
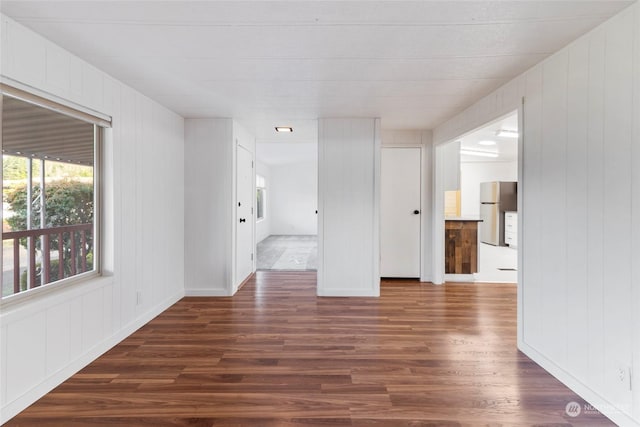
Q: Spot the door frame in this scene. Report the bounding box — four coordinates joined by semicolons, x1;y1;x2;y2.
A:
380;141;431;283
233;143;256;293
380;146;423;278
431;107;523;286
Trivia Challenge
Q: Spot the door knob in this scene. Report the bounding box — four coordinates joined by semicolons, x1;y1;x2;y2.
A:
239;218;246;223
413;210;420;215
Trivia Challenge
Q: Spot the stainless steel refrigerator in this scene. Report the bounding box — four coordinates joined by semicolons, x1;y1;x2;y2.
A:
480;181;517;246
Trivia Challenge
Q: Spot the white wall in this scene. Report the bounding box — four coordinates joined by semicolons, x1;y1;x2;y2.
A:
460;160;518;217
256;161;271;243
270;161;318;236
318;118;380;297
433;4;640;426
0;14;185;424
381;129;434;282
184;119;255;296
184;119;233;297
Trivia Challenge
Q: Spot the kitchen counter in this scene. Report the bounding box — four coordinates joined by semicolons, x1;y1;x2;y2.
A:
445;219;480;274
444;217;483;222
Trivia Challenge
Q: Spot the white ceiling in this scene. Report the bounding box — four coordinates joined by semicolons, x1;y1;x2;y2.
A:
459;111;518;162
0;0;634;165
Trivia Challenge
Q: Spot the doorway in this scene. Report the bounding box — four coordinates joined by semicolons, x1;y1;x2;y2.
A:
380;147;422;278
254;121;318;271
436;110;520;284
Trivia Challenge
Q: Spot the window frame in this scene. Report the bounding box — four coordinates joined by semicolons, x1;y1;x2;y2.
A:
256;174;266;222
1;86;109;305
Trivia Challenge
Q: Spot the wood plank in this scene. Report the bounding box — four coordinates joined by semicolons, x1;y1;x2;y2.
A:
6;271;615;426
445;220;478;274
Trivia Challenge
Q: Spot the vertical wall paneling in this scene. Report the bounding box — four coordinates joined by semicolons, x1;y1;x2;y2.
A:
632;2;640;420
4;18;45;89
602;9;634;414
68;296;82;360
421;131;434;283
432;4;639;425
5;313;46;403
184;119;234;296
586;26;607;394
0;325;7;407
318;118;380;297
45;303;71;376
0;14;185;423
442;140;460;191
45;43;70;96
565;37;590;380
539;51;568;366
81;289;104;352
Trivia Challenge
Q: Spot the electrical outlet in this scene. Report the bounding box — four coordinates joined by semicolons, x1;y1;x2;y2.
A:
618;367;626;383
136;291;142;306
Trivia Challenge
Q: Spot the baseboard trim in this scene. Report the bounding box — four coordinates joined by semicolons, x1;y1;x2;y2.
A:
317;289;380;297
184;289;230;297
1;290;184;425
518;339;639;427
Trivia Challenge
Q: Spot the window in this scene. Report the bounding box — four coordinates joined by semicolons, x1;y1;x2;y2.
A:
256;174;266;221
2;93;102;299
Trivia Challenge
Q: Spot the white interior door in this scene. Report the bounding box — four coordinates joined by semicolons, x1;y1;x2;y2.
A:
380;147;421;277
236;145;254;288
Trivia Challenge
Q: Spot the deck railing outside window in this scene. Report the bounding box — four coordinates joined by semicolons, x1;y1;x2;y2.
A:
2;223;93;295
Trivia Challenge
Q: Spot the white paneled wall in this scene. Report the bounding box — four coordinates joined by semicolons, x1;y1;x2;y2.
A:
318;118;381;296
184;119;256;295
184;119;234;296
433;4;640;426
0;15;185;423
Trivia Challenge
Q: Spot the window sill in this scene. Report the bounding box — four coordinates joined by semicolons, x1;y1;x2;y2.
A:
0;272;112;312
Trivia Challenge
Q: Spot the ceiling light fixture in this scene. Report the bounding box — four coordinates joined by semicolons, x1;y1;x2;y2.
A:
496;129;518;138
275;126;293;133
478;140;496;146
460;149;499;158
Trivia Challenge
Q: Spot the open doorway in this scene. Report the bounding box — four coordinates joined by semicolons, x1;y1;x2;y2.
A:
439;110;520;283
254;121;318;271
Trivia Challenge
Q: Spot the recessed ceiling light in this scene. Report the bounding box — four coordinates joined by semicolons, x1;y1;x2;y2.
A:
496;129;518;138
478;140;496;146
460;149;499;158
275;126;293;133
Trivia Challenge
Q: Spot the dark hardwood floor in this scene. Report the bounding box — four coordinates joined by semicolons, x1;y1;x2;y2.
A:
7;272;614;426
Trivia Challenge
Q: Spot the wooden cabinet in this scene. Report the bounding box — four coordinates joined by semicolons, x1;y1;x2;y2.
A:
445;220;480;274
504;212;517;248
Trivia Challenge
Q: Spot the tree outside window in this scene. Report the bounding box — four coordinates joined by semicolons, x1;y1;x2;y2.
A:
2;95;98;298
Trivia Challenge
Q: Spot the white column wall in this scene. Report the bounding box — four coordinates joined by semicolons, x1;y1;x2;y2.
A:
0;15;185;424
318;118;380;297
184;119;234;296
433;4;640;426
184;120;256;295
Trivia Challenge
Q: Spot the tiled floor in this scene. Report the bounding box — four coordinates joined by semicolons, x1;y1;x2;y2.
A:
257;235;317;271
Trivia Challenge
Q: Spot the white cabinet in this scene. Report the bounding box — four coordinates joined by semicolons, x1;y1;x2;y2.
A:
504;211;517;248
